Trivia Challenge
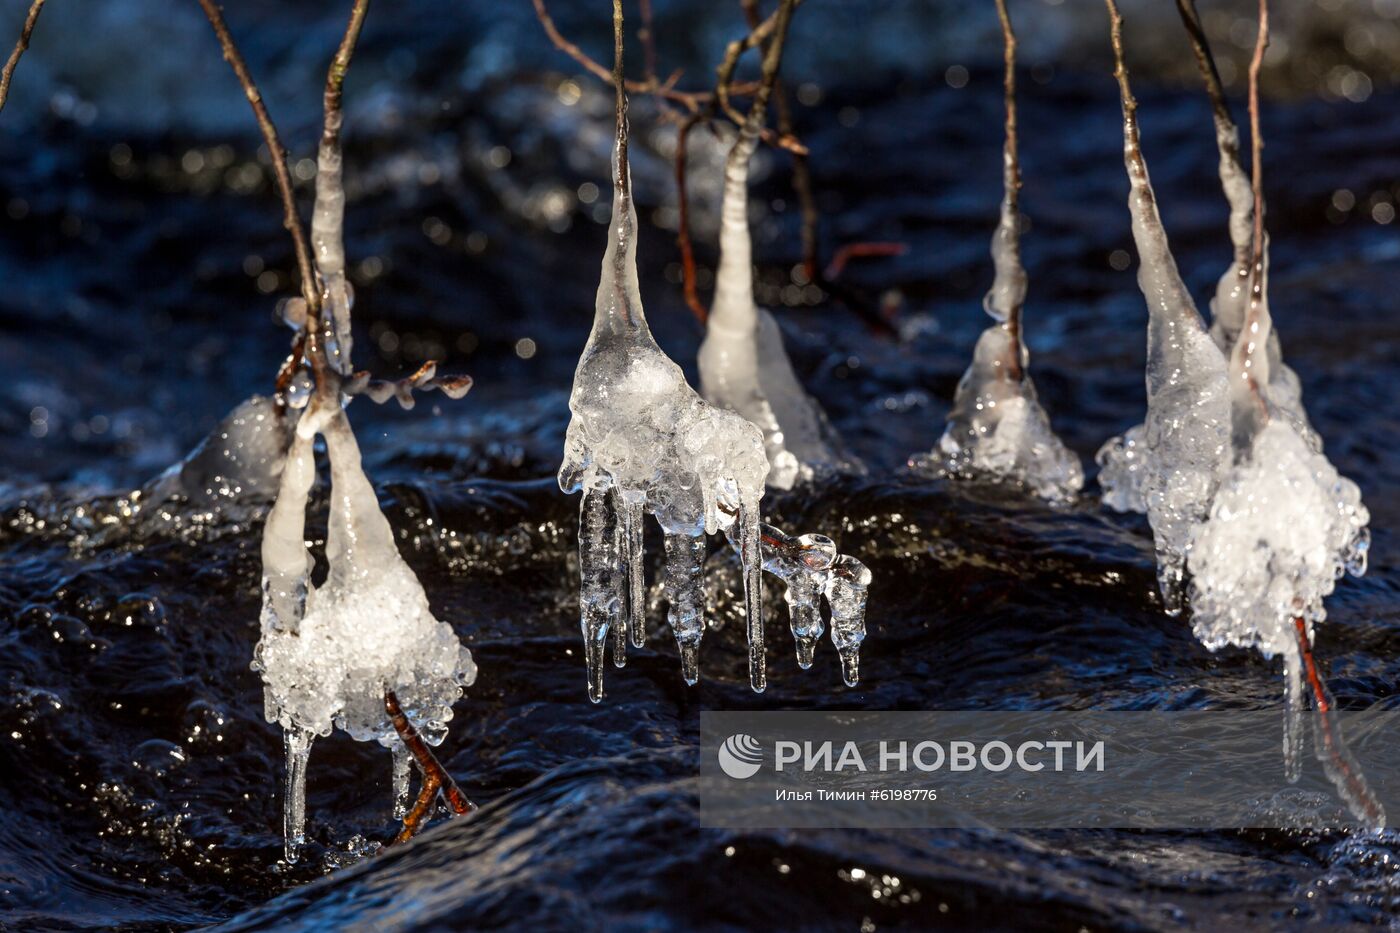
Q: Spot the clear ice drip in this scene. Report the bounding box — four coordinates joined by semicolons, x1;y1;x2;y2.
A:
698;123;861;490
255;398;476;858
560;118;872;699
1095;79;1230;613
752;524;871;685
146;395;295;512
910;89;1081;504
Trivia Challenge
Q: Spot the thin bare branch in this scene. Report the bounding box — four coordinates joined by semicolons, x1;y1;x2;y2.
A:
0;0;45;114
1174;0;1232;127
637;0;658;88
993;0;1024;353
714;0;808;154
531;0;749;112
196;0;320;323
1104;0;1145;187
385;690;475;845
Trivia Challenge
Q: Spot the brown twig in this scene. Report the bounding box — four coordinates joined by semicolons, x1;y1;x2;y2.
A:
1175;0;1252;281
714;0;808;155
385;691;475;845
637;0;658;89
1104;1;1146;187
0;0;44;115
1175;0;1232;129
994;0;1024;356
197;1;320;320
531;0;754;112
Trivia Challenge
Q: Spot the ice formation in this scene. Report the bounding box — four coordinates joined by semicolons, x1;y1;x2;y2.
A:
559;104;870;701
908;22;1082;505
145;394;293;511
1095;63;1230;612
1098;7;1377;822
1097;37;1313;522
251;63;474;858
697;122;861;490
255;399;474;858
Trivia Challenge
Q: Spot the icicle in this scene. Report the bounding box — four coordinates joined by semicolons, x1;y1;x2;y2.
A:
578;484;620;702
664;532;707;685
621;491;646;650
390;739;413;819
283;727;313;863
826;555;871;688
1283;647;1303;783
738;502;766;693
785;572;824;670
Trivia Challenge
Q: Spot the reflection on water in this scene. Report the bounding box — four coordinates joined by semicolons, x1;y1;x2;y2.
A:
3;0;1400;928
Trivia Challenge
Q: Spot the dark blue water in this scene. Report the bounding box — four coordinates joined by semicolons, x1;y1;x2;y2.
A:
3;1;1400;929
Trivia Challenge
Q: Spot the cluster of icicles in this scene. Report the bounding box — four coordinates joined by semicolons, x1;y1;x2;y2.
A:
559;113;871;702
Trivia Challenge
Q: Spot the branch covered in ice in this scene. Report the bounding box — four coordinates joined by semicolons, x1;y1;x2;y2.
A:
1099;0;1378;825
255;400;476;860
698;10;862;489
1096;0;1230;611
910;0;1082;505
560;5;870;700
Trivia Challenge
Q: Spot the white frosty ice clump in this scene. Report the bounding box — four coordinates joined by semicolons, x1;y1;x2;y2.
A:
909;56;1081;505
255;400;475;859
561;112;871;699
698;123;861;490
1187;419;1369;659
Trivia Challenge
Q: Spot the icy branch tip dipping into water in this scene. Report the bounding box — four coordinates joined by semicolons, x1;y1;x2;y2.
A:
559;3;869;701
910;0;1081;505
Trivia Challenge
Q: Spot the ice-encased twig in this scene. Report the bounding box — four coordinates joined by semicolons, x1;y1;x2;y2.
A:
698;120;861;489
255;400;476;857
559;6;870;699
1097;2;1230;613
910;0;1081;505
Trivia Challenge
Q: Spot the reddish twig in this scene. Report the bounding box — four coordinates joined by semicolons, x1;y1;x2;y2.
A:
385;690;475;845
822;241;909;282
0;0;44;114
674;112;708;323
1293;619;1385;826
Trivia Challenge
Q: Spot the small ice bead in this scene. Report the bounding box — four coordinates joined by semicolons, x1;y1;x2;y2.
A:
826;555;871;687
